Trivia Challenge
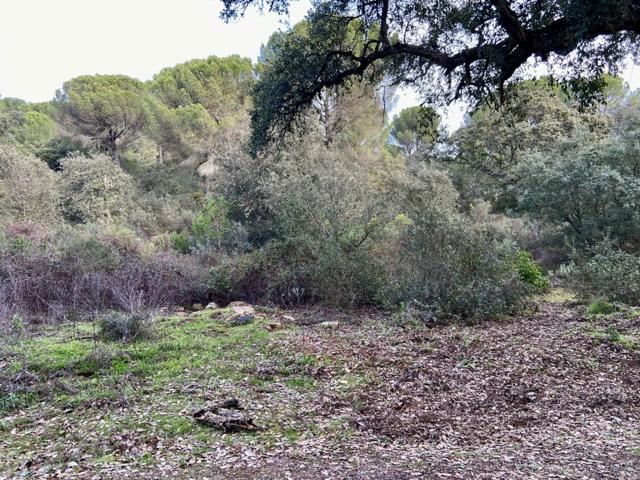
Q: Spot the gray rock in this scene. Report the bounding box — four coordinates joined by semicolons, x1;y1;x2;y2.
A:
226;312;255;326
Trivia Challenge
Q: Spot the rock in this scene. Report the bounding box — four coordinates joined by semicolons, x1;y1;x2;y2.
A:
228;301;255;315
226;312;255;326
174;306;185;312
205;301;219;309
281;315;296;322
318;321;340;329
192;303;204;311
264;322;282;331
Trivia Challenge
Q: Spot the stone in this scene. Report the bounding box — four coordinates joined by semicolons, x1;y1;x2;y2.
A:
226;312;255;326
192;303;204;311
228;301;255;315
205;301;220;309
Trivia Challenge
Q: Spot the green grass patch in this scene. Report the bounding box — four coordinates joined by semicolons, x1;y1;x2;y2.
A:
586;325;639;350
586;300;619;316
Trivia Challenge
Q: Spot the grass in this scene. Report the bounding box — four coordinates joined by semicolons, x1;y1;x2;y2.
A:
584;324;640;351
0;309;307;473
542;288;577;304
586;300;619;316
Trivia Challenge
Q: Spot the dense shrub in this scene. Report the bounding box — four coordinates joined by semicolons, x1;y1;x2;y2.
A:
0;226;210;322
59;153;136;224
209;146;533;319
560;240;640;305
0;143;60;223
390;212;532;320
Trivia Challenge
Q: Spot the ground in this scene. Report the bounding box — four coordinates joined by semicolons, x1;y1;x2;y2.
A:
1;291;639;479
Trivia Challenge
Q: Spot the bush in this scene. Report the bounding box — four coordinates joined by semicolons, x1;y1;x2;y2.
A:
98;311;154;342
0;143;60;223
171;231;191;254
515;250;550;291
59;153;136;224
390;213;532;321
560;240;640;305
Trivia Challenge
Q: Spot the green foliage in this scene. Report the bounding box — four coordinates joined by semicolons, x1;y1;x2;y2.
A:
560;240;640;305
452;80;610;206
59;153;136;224
55;75;150;163
391;106;440;155
586;300;618;316
0;143;60;223
517;145;640;248
147;55;253;161
171;231;191;254
148;55;252;117
515;251;550;291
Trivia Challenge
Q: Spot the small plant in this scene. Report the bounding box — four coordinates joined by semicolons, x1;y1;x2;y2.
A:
75;345;122;376
586;300;618;316
604;325;621;343
98;311;155;342
515;250;550;291
170;231;191;254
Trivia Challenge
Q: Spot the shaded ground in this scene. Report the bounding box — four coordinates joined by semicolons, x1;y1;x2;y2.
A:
1;291;639;479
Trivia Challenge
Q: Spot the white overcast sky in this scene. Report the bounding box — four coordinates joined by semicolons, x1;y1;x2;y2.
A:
1;0;639;131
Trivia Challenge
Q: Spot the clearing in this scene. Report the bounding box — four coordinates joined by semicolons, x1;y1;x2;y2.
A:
1;291;639;479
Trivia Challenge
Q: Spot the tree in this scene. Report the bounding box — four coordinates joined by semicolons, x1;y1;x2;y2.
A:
148;55;253;121
147;56;254;164
219;0;640;153
516;143;640;249
450;79;612;207
391;106;440;155
0;99;57;156
55;75;149;164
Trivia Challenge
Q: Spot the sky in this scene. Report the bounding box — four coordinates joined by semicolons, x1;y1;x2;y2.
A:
1;0;639;131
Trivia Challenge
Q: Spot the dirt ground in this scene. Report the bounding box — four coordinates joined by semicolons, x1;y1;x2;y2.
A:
2;293;639;479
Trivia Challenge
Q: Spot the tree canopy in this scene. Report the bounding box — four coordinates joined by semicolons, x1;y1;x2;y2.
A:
220;0;640;153
55;75;150;164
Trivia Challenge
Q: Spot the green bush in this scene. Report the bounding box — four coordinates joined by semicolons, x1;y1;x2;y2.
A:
390;213;532;321
171;231;191;254
515;250;550;291
98;311;154;342
560;240;640;306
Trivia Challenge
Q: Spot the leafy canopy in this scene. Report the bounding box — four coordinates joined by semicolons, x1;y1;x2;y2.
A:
391;106;440;155
55;75;150;163
219;0;640;153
